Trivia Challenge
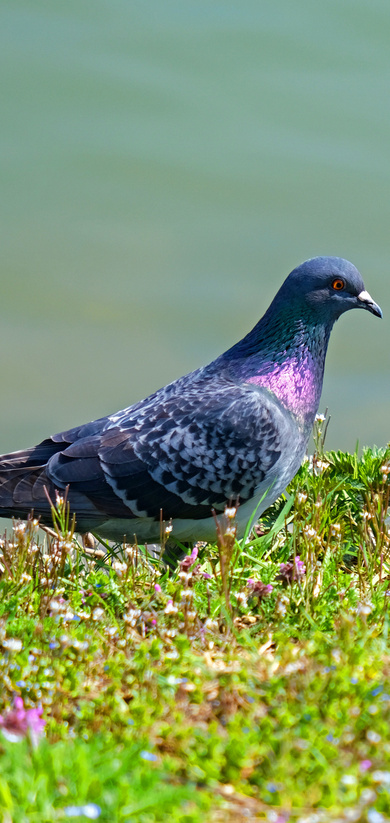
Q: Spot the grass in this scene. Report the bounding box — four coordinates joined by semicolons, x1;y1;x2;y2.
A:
1;417;390;821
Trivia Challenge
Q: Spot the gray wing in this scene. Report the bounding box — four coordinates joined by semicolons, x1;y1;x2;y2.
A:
45;380;295;522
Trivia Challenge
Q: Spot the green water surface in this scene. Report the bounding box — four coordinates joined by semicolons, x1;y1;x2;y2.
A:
1;0;390;454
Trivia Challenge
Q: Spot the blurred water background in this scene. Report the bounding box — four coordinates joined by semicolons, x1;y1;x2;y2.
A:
1;0;390;455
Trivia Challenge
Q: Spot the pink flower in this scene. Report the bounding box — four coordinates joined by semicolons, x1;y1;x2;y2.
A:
277;556;306;585
247;579;273;599
154;584;162;593
0;696;45;747
360;759;372;772
179;546;199;572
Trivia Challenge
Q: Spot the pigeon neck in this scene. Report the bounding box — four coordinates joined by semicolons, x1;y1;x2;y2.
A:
222;309;334;426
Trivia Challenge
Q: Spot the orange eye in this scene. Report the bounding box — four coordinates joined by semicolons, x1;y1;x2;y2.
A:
331;278;345;291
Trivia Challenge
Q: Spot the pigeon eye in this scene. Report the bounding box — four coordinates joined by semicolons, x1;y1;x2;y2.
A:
331;278;345;291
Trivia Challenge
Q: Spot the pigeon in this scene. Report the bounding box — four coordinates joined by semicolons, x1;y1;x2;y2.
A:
0;256;381;548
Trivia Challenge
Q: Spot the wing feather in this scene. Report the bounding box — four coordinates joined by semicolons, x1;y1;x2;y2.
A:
44;378;294;523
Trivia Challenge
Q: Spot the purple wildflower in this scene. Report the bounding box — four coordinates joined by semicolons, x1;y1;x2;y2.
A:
179;546;199;572
247;579;273;600
0;696;45;747
277;555;306;585
360;759;372;772
154;583;162;593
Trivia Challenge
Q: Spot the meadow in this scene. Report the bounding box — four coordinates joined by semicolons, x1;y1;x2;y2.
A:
1;417;390;822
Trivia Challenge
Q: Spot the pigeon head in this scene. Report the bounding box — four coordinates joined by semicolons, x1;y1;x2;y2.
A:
222;256;381;426
275;256;382;322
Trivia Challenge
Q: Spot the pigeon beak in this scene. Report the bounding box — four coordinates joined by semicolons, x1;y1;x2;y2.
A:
357;289;383;318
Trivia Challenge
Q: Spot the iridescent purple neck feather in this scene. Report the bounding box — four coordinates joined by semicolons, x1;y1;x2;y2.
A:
218;302;334;429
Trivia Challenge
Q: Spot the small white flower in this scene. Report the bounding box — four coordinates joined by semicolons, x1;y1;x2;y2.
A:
58;538;73;552
204;618;218;631
314;459;329;474
359;789;377;805
166;675;183;686
112;561;127;576
340;774;357;786
276;600;287;616
296;492;307;505
367;810;385;823
164;600;178;615
344;811;363;823
71;639;89;651
295;814;323;823
63;804;101;820
343;732;355;744
366;730;381;744
357;601;372;617
63;609;77;622
49;599;62;613
224;506;237;519
2;638;22;652
295;738;309;750
92;608;105;621
372;771;390;785
13;522;26;534
123;609;141;625
303;525;318;540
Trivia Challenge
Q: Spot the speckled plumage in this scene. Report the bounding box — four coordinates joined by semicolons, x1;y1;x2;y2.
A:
0;256;381;544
